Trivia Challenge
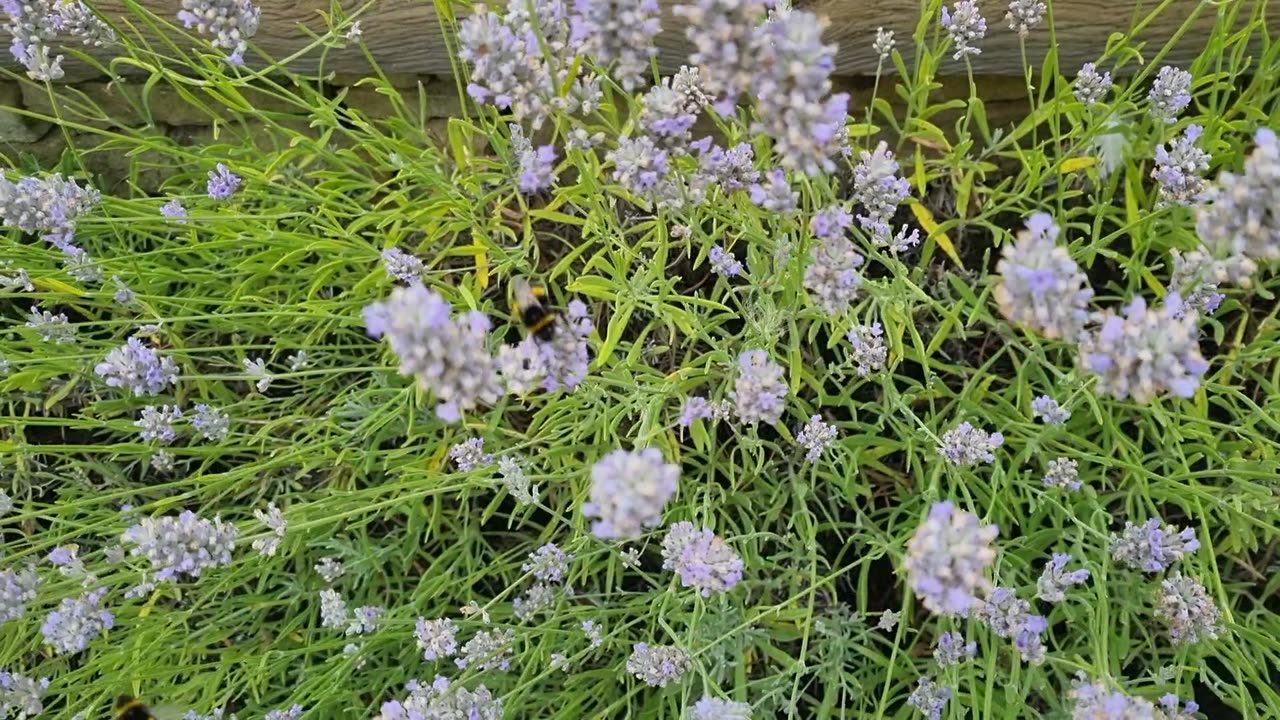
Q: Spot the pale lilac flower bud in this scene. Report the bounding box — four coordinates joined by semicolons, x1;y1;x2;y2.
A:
456;627;514;671
416;617;459;660
135;404;183;444
1078;294;1208;403
251;502;286;557
796;415;837;462
638;80;698;151
660;521;744;596
0;671;49;717
626;643;690;687
1168;249;1224;317
1153;124;1210;208
932;631;977;667
242;357;274;392
852;143;911;246
709;246;743;277
940;1;986;60
1110;518;1199;572
1156;574;1223;645
876;610;900;631
847;323;888;376
122;510;238;582
673;0;771;111
904;501;998;616
1068;675;1158;718
581;619;603;647
160;198;188;223
607;135;674;206
0;565;39;626
497;456;539;505
450;438;493;471
872;27;894;60
749;168;799;215
691;696;752;720
1148;66;1193;123
191;404;230;442
1036;553;1090;603
1073;62;1113;105
206;163;241;200
264;705;303;720
994;213;1093;340
1194;128;1280;284
95;338;179;396
1031;395;1070;425
177;0;260;65
40;588;114;655
315;556;344;583
976;587;1048;664
803;236;864;315
382;248;424;284
731;350;788;426
363;284;502;422
907;677;950;720
518;144;558;194
1042;457;1081;491
939;422;1003;466
319;589;347;630
583;448;680;539
25;306;76;344
1005;0;1045;36
570;0;661;91
347;605;383;636
523;543;573;583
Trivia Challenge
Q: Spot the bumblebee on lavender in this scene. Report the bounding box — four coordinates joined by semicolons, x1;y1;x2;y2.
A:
511;277;560;342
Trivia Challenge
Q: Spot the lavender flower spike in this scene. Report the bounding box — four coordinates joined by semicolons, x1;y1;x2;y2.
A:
363;284;502;422
940;1;986;60
938;422;1003;466
904;501;998;616
178;0;261;65
1077;294;1208;403
994;213;1093;340
660;522;744;596
583;448;681;540
730;350;788;425
95;338;180;396
1194;128;1280;285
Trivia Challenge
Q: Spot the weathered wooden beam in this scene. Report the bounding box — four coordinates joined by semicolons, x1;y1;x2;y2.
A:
2;0;1264;82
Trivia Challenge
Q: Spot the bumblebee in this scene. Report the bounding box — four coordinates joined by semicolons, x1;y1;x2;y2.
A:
112;695;183;720
511;278;559;342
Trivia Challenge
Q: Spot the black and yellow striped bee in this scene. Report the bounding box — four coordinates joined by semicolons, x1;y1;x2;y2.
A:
113;695;183;720
511;278;559;342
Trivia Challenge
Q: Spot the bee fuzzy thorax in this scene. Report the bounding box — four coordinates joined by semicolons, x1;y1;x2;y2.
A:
114;695;155;720
512;278;560;342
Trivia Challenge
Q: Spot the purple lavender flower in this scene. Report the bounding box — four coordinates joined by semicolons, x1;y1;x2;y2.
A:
347;605;384;636
1110;518;1200;572
382;247;424;284
191;404;230;442
122;510;238;582
994;213;1093;340
531;299;593;392
523;543;573;584
690;141;758;201
1068;675;1159;718
1073;62;1113;105
319;589;347;629
251;502;286;556
1156;574;1223;645
0;565;39;626
852;143;911;246
449;438;493;471
730;350;788;426
750;10;849;176
1148;66;1193;123
40;588;114;655
160;198;188;223
638;82;698;151
518;144;558;194
135;404;183;444
379;677;503;720
0;671;50;717
1153;124;1210;208
1031;395;1070;425
1169;249;1225;317
907;677;950;720
660;521;744;596
811;207;853;242
626;643;690;687
95;338;180;396
0;173;100;248
583;448;680;539
415;617;459;661
457;10;526;111
206;163;241;200
364;284;502;422
709;246;743;277
976;587;1048;664
940;1;986;60
264;706;304;720
905;501;998;616
673;0;772;112
803;235;865;315
749;168;799;215
938;422;1003;466
691;696;752;720
797;415;838;462
178;0;260;65
608;135;678;208
1194;128;1280;284
678;396;728;427
1036;553;1090;603
2;0;114;80
456;627;514;672
1005;0;1045;36
847;323;888;375
570;0;661;91
1077;294;1208;404
25;306;76;344
1042;457;1081;491
933;631;977;667
1160;694;1201;720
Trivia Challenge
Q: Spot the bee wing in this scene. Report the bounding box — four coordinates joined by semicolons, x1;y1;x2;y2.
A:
150;704;187;720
